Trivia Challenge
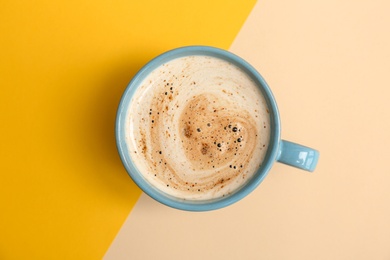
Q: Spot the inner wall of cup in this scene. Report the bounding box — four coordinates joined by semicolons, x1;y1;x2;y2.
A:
116;46;281;211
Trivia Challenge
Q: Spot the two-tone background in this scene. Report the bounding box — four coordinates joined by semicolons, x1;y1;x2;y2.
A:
1;1;390;259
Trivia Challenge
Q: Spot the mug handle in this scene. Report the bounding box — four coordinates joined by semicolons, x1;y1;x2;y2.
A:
277;140;319;172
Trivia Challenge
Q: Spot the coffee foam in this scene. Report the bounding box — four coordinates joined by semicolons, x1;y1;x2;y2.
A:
125;55;270;200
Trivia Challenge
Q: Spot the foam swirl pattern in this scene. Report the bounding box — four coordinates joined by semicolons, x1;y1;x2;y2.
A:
126;56;270;200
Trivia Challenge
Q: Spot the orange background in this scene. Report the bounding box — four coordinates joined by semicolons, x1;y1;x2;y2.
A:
0;0;255;259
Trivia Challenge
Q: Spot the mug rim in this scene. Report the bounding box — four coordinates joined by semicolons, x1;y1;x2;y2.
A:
115;45;281;211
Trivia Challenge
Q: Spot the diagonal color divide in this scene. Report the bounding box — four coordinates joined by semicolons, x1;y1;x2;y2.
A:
105;0;390;259
0;0;256;259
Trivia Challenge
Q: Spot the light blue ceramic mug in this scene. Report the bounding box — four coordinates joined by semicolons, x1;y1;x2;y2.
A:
116;46;319;211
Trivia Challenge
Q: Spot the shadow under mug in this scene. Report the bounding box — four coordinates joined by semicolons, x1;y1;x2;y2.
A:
116;46;319;211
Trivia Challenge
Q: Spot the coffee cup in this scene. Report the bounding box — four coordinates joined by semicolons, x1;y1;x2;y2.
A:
116;46;319;211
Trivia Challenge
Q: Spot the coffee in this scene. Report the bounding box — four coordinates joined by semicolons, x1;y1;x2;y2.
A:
125;55;270;200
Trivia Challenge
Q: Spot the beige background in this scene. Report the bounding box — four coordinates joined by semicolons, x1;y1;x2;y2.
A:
105;0;390;259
